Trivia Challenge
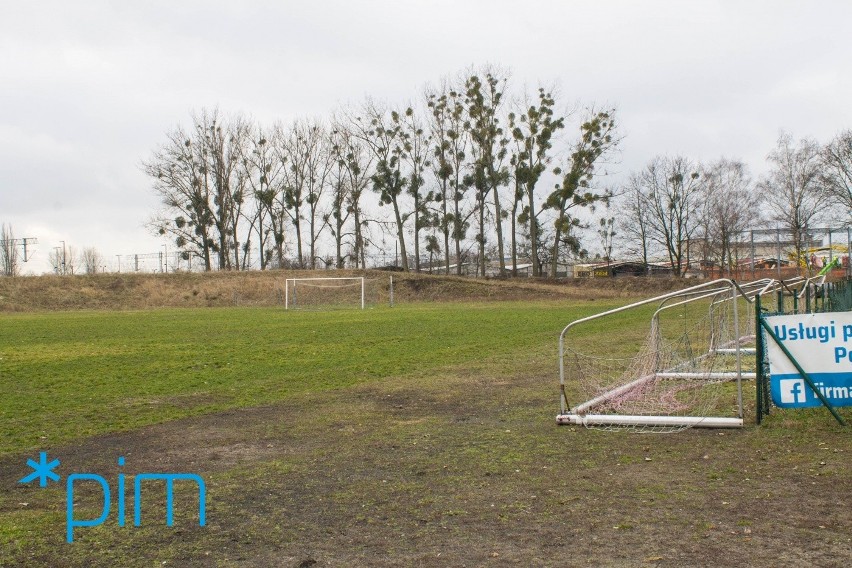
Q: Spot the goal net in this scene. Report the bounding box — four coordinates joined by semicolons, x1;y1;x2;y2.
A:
284;277;380;310
557;279;764;433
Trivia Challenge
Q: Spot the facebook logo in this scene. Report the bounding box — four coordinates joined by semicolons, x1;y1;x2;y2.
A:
779;379;806;404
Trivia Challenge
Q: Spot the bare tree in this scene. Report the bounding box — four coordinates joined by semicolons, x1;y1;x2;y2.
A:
618;173;654;270
48;247;64;275
49;245;78;275
509;87;565;276
278;119;330;268
0;224;19;277
820;129;852;220
145;122;215;270
243;123;288;270
327;129;353;268
348;100;412;271
144;109;251;271
0;229;14;276
546;108;619;277
700;158;759;274
632;155;701;277
400;106;433;272
67;246;79;275
597;214;616;265
758;132;828;271
464;69;511;276
81;247;103;274
206;111;251;270
330;118;374;269
426;81;471;275
304;124;333;269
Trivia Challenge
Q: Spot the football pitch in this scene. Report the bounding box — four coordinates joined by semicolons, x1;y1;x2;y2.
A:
1;302;850;567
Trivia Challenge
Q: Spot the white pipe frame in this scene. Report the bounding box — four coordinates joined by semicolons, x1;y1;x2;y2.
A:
558;279;747;415
557;275;823;428
557;278;792;426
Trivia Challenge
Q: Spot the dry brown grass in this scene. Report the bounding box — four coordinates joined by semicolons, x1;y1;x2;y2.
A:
0;270;693;312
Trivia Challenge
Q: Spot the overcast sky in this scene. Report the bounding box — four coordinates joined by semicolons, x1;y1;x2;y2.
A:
2;1;851;274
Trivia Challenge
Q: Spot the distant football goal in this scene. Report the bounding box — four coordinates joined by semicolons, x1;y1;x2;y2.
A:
284;277;377;310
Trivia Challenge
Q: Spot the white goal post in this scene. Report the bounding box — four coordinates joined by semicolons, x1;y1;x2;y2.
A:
284;277;366;310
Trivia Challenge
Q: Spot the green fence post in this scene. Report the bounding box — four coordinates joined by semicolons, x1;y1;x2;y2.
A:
755;295;764;424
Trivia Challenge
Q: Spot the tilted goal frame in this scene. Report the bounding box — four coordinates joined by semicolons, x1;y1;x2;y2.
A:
557;278;753;430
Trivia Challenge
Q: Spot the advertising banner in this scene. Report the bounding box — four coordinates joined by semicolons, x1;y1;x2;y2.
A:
765;312;852;408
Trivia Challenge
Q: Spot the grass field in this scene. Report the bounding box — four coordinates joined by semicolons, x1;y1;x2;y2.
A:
0;302;614;455
1;294;850;567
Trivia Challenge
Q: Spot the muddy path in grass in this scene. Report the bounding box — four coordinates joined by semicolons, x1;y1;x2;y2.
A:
2;371;851;568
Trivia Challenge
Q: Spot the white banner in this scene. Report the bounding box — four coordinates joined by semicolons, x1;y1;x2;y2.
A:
765;312;852;408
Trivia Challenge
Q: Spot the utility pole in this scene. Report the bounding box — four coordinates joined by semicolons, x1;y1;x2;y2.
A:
0;236;38;262
749;231;755;279
20;237;37;262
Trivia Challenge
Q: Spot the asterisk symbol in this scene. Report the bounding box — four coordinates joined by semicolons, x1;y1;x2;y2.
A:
19;452;61;487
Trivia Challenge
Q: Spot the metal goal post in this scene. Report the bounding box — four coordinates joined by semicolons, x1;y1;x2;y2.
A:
284;277;366;310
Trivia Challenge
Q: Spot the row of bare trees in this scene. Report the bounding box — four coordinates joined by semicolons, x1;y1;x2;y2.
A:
145;67;620;276
45;246;103;275
616;130;852;276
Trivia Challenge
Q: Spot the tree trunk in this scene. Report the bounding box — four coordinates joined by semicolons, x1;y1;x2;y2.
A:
353;208;364;269
413;201;421;272
200;225;212;271
294;216;303;268
529;189;539;277
510;203;518;277
454;193;463;276
478;196;486;277
550;223;561;279
443;182;451;275
309;214;316;270
493;185;505;274
391;196;409;271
